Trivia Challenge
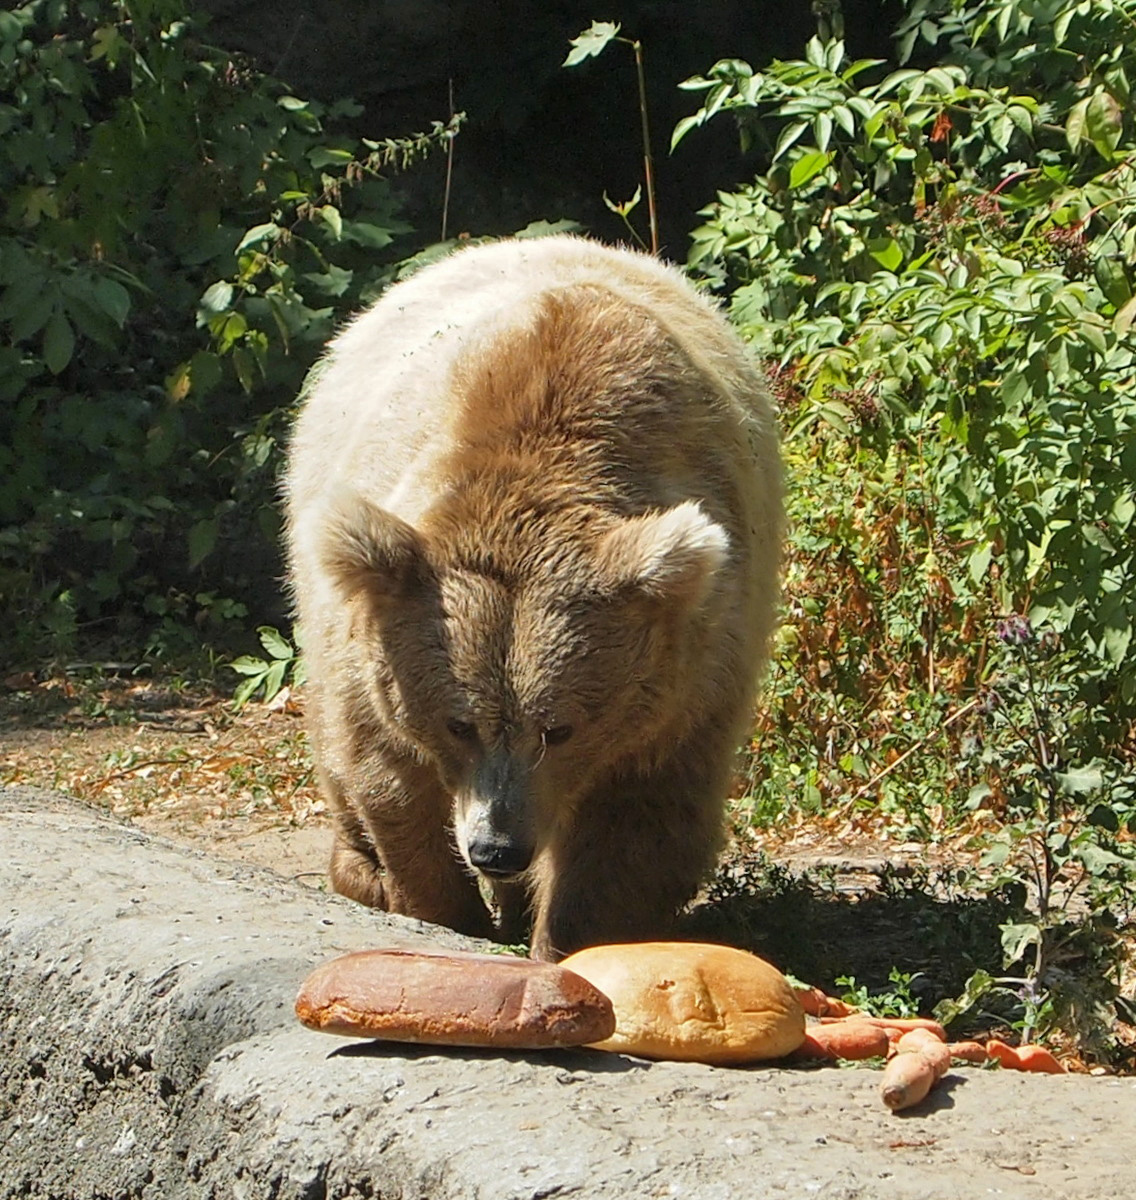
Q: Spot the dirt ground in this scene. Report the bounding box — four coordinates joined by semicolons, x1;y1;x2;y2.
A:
3;664;1133;1076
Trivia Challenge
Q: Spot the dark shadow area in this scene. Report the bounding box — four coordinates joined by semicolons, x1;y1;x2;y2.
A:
680;852;1016;1012
328;1039;646;1075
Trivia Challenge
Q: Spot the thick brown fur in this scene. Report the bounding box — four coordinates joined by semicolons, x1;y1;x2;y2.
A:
284;236;781;960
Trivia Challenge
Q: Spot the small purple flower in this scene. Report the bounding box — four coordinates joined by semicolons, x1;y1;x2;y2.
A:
996;615;1033;645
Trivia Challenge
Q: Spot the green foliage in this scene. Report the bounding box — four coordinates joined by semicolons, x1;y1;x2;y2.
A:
229;625;304;709
676;0;1136;1056
678;0;1136;701
0;0;453;660
951;619;1136;1050
836;967;924;1018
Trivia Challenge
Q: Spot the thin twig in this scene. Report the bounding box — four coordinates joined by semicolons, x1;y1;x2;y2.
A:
441;78;455;242
846;694;984;804
630;39;659;255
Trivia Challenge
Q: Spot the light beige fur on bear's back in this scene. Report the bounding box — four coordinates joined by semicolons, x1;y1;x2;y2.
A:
285;236;776;537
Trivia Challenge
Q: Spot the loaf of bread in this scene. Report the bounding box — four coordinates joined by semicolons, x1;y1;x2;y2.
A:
561;941;806;1065
295;948;617;1049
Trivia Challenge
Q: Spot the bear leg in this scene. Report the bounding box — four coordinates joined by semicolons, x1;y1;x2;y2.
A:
527;764;728;961
326;749;495;940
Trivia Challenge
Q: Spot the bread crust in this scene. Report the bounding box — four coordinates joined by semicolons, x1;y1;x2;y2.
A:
561;941;806;1064
295;948;616;1048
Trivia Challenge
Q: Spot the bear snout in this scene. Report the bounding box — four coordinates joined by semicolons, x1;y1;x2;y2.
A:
466;830;534;879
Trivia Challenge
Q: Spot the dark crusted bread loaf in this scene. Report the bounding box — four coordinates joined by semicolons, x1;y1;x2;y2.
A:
295;948;616;1049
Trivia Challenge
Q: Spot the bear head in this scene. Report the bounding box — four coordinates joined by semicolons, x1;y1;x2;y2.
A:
318;487;730;883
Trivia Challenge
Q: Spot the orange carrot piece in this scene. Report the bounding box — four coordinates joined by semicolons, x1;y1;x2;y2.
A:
895;1030;951;1078
947;1040;988;1063
821;1015;948;1041
985;1038;1022;1068
793;986;829;1017
793;1022;891;1061
1015;1044;1066;1073
880;1049;939;1110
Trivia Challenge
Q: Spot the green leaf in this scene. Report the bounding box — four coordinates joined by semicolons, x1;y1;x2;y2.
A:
1000;921;1041;966
93;278;131;327
773;120;809;161
670;113;704;151
1056;767;1104;795
1076;843;1135;874
1065;96;1089;151
867;236;903;272
200;281;234;315
232;673;265;710
1114;294;1136;335
188;518;218;569
236;223;281;252
317;205;343;240
307;146;354;168
789;149;833;189
340;221;393;249
229;655;269;677
42;311;74;374
564;21;621;67
1086;90;1123;159
257;625;294;660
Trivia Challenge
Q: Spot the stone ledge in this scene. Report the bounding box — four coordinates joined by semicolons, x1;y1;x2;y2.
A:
2;785;1132;1199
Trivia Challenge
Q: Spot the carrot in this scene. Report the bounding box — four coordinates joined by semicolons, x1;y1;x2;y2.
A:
791;986;860;1018
895;1029;952;1076
793;1022;891;1061
1015;1045;1066;1073
820;1015;948;1040
895;1027;946;1056
792;986;829;1017
986;1039;1066;1073
879;1048;939;1110
947;1040;988;1063
985;1038;1022;1069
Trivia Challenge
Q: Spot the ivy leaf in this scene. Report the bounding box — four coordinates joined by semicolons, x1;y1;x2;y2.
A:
564;21;621;67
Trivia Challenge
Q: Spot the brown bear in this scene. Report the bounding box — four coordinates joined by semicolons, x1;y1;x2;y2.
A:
284;235;781;961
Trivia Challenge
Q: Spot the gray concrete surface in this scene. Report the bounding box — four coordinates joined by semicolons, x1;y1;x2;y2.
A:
2;784;1133;1199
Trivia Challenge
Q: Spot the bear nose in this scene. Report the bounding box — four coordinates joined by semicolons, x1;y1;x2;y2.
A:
467;834;533;879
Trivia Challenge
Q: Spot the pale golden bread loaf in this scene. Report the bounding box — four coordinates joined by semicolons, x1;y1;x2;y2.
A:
561;941;806;1065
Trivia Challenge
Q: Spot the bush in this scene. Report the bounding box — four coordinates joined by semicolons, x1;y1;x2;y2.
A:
676;0;1136;785
675;0;1136;1057
0;0;454;661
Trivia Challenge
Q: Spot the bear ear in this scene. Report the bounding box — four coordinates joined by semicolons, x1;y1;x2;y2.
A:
318;491;428;602
593;501;729;605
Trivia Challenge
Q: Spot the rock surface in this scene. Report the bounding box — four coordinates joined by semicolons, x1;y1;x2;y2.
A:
2;784;1133;1199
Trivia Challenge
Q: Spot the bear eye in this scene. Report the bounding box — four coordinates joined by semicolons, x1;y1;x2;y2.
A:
446;719;479;743
541;725;574;747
